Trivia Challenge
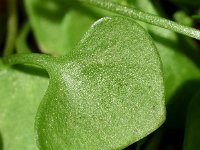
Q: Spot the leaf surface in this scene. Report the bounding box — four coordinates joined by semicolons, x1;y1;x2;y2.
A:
36;17;165;150
0;61;48;150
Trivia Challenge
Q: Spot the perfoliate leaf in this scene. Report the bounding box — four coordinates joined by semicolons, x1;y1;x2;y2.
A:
0;60;48;150
35;17;166;149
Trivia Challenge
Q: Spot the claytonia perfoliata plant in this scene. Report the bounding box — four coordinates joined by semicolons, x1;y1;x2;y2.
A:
1;0;200;149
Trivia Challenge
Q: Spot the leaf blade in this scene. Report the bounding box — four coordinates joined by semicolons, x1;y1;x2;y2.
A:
36;17;166;149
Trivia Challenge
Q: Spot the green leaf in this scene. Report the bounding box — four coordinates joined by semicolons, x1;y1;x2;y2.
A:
24;0;99;55
183;92;200;150
35;17;165;149
173;11;193;27
24;0;70;55
0;60;48;150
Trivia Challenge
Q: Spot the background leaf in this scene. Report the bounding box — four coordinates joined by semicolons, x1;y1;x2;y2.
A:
35;17;165;150
24;0;101;55
0;60;48;150
173;11;193;27
183;92;200;150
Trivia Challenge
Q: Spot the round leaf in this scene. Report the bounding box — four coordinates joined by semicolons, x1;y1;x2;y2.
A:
35;17;166;149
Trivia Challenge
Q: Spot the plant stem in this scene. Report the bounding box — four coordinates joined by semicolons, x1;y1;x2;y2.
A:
3;54;55;71
80;0;200;40
3;0;18;56
16;22;32;54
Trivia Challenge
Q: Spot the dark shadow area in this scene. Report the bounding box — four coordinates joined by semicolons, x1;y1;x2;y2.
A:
0;0;7;57
0;132;3;150
0;15;7;57
12;64;49;78
136;124;183;150
18;0;28;23
159;0;200;14
156;0;179;18
123;142;137;150
0;37;5;57
123;122;184;150
27;32;41;53
194;21;200;46
158;126;184;150
177;34;200;66
166;79;200;129
124;124;184;150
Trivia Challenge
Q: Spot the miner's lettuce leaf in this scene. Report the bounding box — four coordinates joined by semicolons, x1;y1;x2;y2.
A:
35;17;166;149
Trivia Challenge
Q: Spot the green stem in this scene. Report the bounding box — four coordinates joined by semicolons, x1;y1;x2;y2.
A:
3;54;55;71
80;0;200;40
3;0;18;56
16;22;32;54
